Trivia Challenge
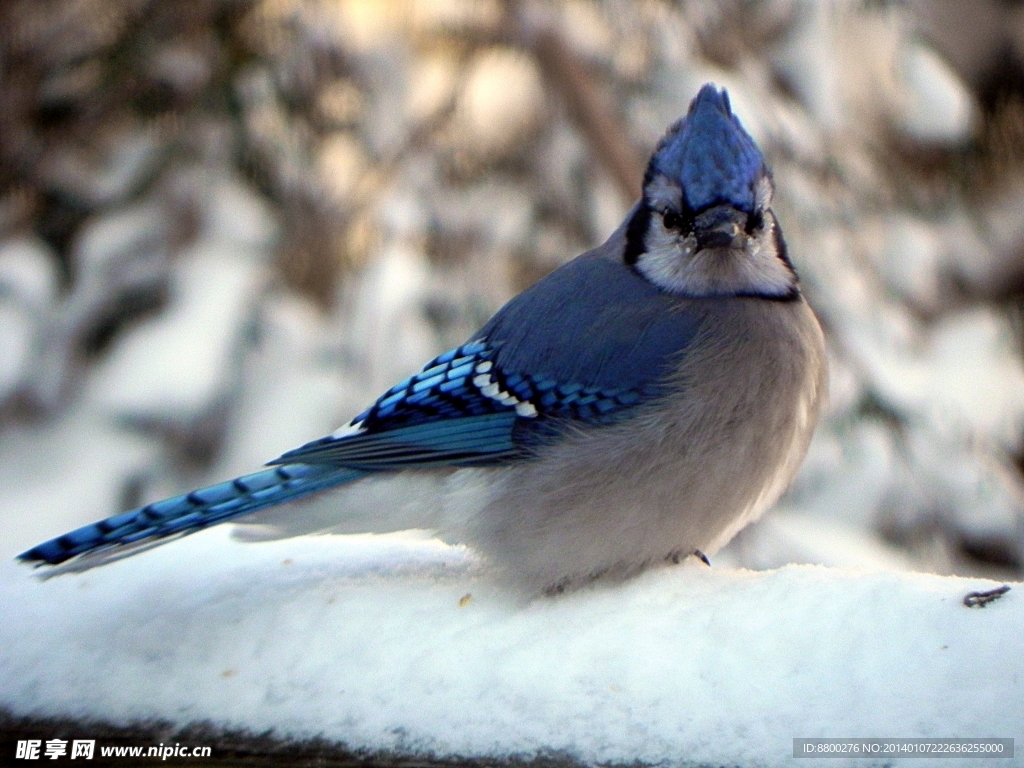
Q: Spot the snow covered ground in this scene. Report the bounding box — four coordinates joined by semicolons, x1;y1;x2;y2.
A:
1;527;1019;767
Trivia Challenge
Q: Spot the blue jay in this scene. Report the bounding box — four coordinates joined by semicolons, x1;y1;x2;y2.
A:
19;84;826;593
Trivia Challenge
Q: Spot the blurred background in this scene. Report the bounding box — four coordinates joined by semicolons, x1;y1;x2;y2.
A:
1;0;1023;580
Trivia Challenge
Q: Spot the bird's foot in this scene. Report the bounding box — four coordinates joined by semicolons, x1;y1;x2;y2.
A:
667;548;710;566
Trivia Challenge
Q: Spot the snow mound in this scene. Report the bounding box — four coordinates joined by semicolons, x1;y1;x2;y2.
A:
1;528;1019;767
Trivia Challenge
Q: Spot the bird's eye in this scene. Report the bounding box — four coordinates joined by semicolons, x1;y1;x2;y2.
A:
662;211;683;230
745;210;764;234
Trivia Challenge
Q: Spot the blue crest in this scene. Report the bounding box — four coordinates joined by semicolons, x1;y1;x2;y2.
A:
651;84;764;213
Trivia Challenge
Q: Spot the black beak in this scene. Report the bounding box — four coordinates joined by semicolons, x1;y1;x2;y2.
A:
695;229;737;250
692;205;748;251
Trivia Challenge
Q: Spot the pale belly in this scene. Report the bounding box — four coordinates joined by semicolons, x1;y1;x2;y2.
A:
453;297;827;592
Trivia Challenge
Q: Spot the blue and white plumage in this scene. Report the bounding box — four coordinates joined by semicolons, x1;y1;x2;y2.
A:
19;84;827;593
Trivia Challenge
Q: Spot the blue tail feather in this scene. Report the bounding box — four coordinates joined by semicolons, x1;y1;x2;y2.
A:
18;463;366;567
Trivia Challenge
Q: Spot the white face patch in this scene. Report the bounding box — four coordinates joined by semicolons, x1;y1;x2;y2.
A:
635;176;796;299
753;173;773;211
644;174;683;212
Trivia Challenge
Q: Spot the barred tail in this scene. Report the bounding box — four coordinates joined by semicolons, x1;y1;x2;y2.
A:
18;463;366;568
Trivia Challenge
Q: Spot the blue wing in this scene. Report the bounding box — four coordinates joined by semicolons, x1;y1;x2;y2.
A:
273;340;650;468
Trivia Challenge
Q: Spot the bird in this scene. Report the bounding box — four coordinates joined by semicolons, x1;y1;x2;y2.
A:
18;84;827;594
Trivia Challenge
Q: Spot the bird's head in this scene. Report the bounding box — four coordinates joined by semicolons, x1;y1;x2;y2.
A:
624;84;797;300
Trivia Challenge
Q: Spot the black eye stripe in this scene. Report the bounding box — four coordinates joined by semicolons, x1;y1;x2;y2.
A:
623;204;651;265
745;210;764;234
